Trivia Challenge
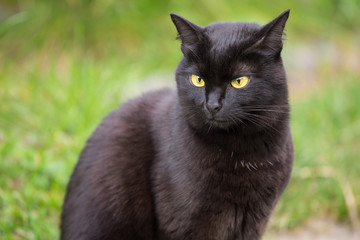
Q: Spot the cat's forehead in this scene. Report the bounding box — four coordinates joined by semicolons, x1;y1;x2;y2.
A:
198;22;261;77
204;22;261;46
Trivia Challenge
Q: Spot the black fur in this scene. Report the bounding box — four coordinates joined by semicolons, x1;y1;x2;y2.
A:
61;10;293;240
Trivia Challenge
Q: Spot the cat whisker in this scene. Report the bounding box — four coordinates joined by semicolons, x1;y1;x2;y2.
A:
239;108;289;114
206;123;213;133
228;114;249;129
246;163;252;171
248;162;257;170
241;104;289;108
246;109;289;114
241;105;289;113
240;114;283;135
241;112;288;123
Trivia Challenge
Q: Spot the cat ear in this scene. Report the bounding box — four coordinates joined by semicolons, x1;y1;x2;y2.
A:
170;13;206;57
252;10;290;55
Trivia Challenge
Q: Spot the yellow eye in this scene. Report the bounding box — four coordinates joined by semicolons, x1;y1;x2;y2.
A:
191;74;205;87
231;76;249;88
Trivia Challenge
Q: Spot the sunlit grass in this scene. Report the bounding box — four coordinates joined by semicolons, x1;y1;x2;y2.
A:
270;73;360;230
0;54;138;239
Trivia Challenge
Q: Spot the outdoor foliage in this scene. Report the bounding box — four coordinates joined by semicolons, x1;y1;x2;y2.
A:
0;0;359;239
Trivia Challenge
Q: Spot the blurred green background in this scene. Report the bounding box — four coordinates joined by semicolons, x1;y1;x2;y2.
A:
0;0;359;239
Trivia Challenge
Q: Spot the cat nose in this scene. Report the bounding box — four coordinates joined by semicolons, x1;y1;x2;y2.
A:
206;101;222;115
206;88;223;116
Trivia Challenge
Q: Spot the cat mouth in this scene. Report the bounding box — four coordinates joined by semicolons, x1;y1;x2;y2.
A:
205;118;231;129
208;119;227;123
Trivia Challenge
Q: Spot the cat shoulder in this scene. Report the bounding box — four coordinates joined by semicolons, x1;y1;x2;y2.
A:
88;88;175;140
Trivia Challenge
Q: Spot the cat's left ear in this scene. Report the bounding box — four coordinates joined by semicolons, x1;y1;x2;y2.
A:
170;13;206;57
254;10;290;55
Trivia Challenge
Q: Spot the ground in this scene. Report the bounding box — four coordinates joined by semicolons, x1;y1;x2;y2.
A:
267;218;359;240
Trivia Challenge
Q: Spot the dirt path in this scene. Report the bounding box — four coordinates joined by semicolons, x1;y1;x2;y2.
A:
266;218;359;240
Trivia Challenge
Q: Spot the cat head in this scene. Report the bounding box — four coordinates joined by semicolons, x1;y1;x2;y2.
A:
171;10;290;133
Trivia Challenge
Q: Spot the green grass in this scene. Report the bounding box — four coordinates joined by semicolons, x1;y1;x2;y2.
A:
271;73;360;230
0;57;121;239
1;0;360;61
1;0;360;239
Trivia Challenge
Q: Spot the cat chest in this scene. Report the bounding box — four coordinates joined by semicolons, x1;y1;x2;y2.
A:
199;165;278;204
159;174;276;240
196;172;277;237
156;156;281;239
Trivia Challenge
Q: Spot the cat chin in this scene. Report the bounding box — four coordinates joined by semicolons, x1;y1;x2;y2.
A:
204;119;234;130
186;118;233;132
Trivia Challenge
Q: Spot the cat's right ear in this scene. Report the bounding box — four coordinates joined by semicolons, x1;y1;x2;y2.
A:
170;13;206;57
244;10;290;56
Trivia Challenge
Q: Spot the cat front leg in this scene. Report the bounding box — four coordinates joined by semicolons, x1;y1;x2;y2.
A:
235;199;276;240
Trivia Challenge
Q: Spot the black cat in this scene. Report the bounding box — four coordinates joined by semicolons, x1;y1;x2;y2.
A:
61;10;293;240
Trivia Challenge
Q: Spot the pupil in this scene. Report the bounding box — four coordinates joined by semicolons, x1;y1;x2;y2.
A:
237;79;241;84
197;77;201;82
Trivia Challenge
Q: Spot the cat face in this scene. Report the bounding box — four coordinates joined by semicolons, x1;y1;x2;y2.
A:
171;11;290;133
